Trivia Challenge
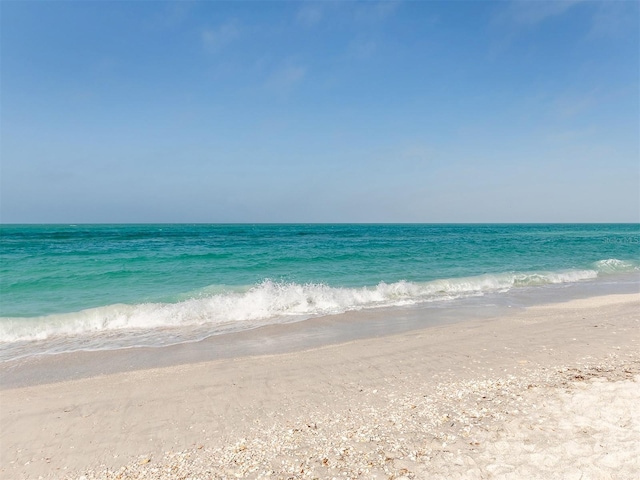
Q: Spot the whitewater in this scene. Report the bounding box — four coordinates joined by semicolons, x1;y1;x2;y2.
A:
1;224;638;361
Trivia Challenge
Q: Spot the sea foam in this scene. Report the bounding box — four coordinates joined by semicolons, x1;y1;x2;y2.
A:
2;260;630;350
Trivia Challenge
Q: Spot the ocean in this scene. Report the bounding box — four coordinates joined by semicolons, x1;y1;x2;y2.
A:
1;224;638;362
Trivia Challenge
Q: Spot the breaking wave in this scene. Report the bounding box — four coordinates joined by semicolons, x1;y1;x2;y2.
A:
3;258;636;350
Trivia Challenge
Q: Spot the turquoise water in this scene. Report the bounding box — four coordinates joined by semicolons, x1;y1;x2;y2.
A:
1;224;639;360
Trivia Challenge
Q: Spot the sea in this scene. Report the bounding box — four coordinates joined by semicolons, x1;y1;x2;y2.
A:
1;224;639;363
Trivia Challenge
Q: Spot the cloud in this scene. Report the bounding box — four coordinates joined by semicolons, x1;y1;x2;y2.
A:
296;1;400;29
354;0;402;23
553;90;598;118
265;64;306;93
496;0;585;26
589;1;639;39
201;22;240;53
400;144;435;163
489;1;588;57
150;2;193;30
547;126;597;143
297;4;323;27
346;37;377;60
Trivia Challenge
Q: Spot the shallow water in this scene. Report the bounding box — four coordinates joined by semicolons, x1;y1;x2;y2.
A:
1;224;638;361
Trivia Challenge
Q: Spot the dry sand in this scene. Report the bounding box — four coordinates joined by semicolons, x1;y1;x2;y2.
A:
1;293;639;480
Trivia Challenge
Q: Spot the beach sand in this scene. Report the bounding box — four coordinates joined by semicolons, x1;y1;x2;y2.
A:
1;293;639;479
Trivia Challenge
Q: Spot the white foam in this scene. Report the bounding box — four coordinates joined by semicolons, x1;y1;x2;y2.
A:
0;267;606;346
594;258;639;274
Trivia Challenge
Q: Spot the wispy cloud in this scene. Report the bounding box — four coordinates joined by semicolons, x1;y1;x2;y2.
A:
554;90;597;119
346;37;377;60
265;64;306;94
496;0;585;26
354;0;402;23
547;126;597;143
147;2;194;31
489;1;588;57
589;1;639;39
296;4;324;27
201;21;240;53
400;144;435;162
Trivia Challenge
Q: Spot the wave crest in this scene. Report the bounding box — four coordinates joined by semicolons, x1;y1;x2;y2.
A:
0;266;611;345
594;258;639;274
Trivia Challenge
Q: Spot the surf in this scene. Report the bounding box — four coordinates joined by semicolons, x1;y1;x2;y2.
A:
1;259;636;356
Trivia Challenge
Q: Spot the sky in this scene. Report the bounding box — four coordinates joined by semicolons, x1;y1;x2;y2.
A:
1;0;638;223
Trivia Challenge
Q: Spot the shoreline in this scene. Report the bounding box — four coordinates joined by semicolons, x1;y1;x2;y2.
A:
2;274;638;389
1;293;639;479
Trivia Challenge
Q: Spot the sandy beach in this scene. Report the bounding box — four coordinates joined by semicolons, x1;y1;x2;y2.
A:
1;293;639;480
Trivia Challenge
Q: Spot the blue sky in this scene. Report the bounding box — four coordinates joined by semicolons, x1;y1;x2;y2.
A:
1;0;638;223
